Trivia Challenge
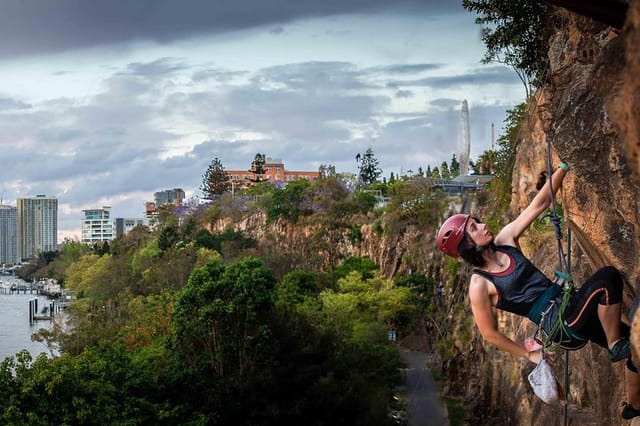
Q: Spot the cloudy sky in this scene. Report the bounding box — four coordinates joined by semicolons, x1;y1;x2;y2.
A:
0;0;525;239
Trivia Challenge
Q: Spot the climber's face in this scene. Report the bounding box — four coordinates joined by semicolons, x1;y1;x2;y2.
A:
465;217;493;247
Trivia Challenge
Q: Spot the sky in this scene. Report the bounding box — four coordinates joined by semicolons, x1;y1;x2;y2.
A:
0;0;525;240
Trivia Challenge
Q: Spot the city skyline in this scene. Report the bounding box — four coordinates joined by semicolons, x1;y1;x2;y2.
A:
0;1;525;239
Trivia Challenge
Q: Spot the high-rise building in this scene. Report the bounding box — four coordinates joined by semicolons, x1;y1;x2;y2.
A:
81;206;114;244
0;205;18;265
154;188;185;206
114;217;145;238
17;195;58;261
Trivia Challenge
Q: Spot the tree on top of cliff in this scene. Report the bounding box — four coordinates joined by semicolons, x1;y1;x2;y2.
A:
248;153;269;184
462;0;556;94
356;148;382;186
201;157;231;199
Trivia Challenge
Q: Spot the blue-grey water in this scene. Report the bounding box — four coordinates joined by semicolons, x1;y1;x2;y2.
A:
0;280;54;361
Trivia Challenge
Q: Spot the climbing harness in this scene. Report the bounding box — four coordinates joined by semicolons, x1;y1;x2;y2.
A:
535;270;587;351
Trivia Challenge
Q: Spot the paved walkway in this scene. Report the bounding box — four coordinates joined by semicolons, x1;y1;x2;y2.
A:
400;348;448;426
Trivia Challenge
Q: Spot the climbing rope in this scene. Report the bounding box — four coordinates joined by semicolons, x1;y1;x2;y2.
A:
544;134;568;273
536;134;583;426
534;134;584;351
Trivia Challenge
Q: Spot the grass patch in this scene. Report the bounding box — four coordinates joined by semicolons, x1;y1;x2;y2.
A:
441;396;467;426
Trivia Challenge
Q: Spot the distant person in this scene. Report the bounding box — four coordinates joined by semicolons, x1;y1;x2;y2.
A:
436;282;444;307
436;161;640;419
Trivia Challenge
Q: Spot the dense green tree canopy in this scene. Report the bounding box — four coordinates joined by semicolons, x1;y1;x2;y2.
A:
267;178;312;223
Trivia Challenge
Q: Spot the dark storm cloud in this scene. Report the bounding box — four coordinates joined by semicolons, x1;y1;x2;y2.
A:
0;0;461;59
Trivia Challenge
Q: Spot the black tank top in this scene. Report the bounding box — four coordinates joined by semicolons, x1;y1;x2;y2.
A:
472;245;554;316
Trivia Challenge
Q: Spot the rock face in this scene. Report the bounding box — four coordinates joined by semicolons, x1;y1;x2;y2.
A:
612;0;640;184
513;13;639;291
486;4;640;424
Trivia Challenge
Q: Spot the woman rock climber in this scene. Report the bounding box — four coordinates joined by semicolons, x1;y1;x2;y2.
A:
436;162;640;419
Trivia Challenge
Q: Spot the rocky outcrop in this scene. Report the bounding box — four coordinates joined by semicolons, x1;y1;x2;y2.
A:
480;4;640;424
611;0;640;398
612;0;640;185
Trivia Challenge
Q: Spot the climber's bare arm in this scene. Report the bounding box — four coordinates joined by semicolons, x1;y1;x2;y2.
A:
496;167;568;248
469;274;542;363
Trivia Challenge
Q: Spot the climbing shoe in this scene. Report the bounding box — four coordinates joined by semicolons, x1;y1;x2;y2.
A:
609;338;631;362
622;403;640;420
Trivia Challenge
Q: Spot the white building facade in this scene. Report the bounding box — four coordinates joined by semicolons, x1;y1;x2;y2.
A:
81;206;114;244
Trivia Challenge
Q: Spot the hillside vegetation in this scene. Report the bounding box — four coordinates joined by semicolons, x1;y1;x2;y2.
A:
5;159;506;425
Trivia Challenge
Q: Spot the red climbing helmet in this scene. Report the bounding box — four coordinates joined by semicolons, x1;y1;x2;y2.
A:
437;214;470;258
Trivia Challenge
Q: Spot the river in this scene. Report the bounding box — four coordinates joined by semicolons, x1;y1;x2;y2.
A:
0;278;55;361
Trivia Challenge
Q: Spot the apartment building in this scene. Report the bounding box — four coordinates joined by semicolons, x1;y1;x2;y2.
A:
0;205;18;265
115;217;145;238
154;188;185;206
81;206;114;244
17;195;58;261
145;188;186;225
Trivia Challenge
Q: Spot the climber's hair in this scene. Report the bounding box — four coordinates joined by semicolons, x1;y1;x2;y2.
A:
458;217;495;267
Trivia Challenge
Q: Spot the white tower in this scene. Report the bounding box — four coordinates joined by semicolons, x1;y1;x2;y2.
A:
491;122;495;151
458;100;471;176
